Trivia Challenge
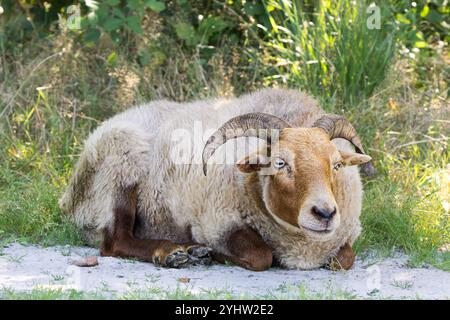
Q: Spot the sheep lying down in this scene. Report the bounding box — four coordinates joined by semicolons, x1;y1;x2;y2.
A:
59;88;373;271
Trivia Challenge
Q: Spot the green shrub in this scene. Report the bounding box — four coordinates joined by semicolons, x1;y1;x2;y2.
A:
392;0;449;48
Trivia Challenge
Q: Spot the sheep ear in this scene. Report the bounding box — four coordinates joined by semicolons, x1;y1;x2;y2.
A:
236;153;269;173
340;151;372;166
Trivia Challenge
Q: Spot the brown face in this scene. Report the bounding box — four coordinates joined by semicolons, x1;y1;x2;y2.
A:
236;128;371;240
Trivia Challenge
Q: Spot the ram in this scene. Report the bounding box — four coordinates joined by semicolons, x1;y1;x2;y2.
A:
59;88;373;270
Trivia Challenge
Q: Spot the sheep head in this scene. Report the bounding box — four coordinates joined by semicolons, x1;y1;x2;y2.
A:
202;113;372;240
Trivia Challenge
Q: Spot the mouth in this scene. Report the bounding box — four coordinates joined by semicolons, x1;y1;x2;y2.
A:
301;225;333;234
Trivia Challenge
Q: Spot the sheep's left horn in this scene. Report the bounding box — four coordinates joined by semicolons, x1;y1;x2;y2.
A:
313;114;376;176
202;113;290;175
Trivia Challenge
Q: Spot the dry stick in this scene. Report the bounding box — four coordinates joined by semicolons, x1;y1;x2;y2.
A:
69;99;77;145
0;50;65;120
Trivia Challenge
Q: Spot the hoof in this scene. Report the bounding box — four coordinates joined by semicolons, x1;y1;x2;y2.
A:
164;250;191;268
186;245;213;266
162;246;213;268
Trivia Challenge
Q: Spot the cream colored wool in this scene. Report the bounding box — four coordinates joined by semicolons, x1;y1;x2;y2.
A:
60;88;363;269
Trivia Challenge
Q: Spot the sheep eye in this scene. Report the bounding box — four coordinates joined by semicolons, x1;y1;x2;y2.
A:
273;158;285;169
333;162;343;171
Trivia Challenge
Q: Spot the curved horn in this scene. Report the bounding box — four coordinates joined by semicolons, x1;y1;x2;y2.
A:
313;114;365;154
313;114;376;176
202;113;291;175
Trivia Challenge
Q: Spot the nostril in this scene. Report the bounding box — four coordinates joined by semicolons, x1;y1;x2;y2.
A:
312;206;336;220
330;207;337;217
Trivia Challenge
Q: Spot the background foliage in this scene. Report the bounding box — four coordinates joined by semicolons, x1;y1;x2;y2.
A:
0;0;449;269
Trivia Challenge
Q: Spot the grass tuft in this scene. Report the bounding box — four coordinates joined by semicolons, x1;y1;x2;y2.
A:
0;167;84;246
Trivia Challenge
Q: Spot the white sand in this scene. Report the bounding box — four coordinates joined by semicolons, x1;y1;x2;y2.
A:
1;243;449;299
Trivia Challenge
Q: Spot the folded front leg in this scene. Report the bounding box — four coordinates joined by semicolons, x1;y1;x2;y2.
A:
100;185;211;268
212;227;273;271
327;242;356;270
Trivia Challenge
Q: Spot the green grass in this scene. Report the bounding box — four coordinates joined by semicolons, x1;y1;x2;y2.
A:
0;284;359;300
0;288;106;300
0;0;448;273
0;167;84;246
356;176;450;270
260;0;396;106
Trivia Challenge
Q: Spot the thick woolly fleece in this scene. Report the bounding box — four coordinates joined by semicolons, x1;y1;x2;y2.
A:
59;88;363;269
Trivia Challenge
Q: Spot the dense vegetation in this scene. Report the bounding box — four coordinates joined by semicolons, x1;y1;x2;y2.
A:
0;0;448;269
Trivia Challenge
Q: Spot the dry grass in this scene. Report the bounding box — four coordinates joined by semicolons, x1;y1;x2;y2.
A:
0;20;448;269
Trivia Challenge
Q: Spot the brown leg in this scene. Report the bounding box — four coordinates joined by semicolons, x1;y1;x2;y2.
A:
327;242;356;271
212;228;273;271
100;186;211;268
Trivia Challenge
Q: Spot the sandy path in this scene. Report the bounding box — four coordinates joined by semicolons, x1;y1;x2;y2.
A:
0;243;448;299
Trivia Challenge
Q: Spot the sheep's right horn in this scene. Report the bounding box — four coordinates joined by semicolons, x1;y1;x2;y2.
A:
202;113;291;175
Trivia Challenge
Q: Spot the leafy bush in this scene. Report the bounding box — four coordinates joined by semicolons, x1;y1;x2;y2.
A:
0;1;263;83
65;0;166;44
392;0;449;49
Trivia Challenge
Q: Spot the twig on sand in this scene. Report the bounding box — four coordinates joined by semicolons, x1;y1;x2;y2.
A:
70;256;99;267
